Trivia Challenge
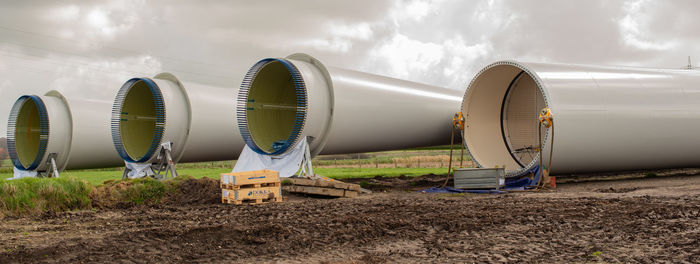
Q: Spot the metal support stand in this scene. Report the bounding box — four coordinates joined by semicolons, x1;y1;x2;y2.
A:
297;137;319;179
122;142;178;180
153;142;178;180
44;153;60;178
121;166;129;179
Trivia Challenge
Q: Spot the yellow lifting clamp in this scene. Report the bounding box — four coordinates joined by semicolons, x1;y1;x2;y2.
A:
442;112;466;187
537;108;554;189
538;108;553;128
452;112;465;131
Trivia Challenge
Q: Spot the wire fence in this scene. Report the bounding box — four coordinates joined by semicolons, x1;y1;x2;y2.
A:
313;155;472;169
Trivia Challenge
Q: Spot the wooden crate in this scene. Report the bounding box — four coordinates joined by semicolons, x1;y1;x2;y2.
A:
220;170;279;189
220;170;282;205
282;178;360;198
221;185;283;205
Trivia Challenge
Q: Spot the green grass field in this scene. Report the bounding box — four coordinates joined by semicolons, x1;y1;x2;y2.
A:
0;146;459;186
0;167;449;186
0;167;229;186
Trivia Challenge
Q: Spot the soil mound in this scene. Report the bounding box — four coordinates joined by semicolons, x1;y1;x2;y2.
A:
165;177;220;205
91;177;221;209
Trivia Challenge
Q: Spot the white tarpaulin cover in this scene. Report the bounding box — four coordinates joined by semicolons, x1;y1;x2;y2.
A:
232;137;307;177
11;167;38;179
124;161;155;179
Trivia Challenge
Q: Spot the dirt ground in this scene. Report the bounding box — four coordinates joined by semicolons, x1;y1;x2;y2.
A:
0;172;698;263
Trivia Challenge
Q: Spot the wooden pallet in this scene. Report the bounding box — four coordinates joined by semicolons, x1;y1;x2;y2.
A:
285;178;361;191
222;196;283;205
282;178;360;198
221;185;283;205
220;170;282;205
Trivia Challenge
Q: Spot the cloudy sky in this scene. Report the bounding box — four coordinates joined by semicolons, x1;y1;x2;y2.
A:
1;0;698;136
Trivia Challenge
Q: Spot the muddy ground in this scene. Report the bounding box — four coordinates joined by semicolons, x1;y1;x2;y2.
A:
0;173;698;263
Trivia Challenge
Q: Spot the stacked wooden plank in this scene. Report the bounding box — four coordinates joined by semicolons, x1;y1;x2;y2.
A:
282;178;360;198
220;170;283;205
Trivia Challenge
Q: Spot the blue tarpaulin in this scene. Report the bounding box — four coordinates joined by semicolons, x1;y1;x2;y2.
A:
503;165;541;190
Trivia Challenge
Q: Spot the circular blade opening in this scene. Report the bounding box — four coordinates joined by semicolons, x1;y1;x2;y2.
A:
238;59;307;155
463;62;548;177
7;96;49;170
112;78;165;162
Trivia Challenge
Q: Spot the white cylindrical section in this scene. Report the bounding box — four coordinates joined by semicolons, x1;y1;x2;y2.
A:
41;93;72;171
152;74;190;162
462;60;700;176
283;55;333;156
111;73;243;164
238;53;463;157
320;67;462;154
53;92;121;170
178;81;242;163
7;91;123;172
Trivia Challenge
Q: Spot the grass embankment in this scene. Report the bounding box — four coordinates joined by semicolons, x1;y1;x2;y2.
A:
0;177;92;217
0;176;215;217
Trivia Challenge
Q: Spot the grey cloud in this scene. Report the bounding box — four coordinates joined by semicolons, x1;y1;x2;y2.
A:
1;0;699;137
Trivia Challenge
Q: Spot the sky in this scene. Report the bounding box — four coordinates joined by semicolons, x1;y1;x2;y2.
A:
0;0;698;136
